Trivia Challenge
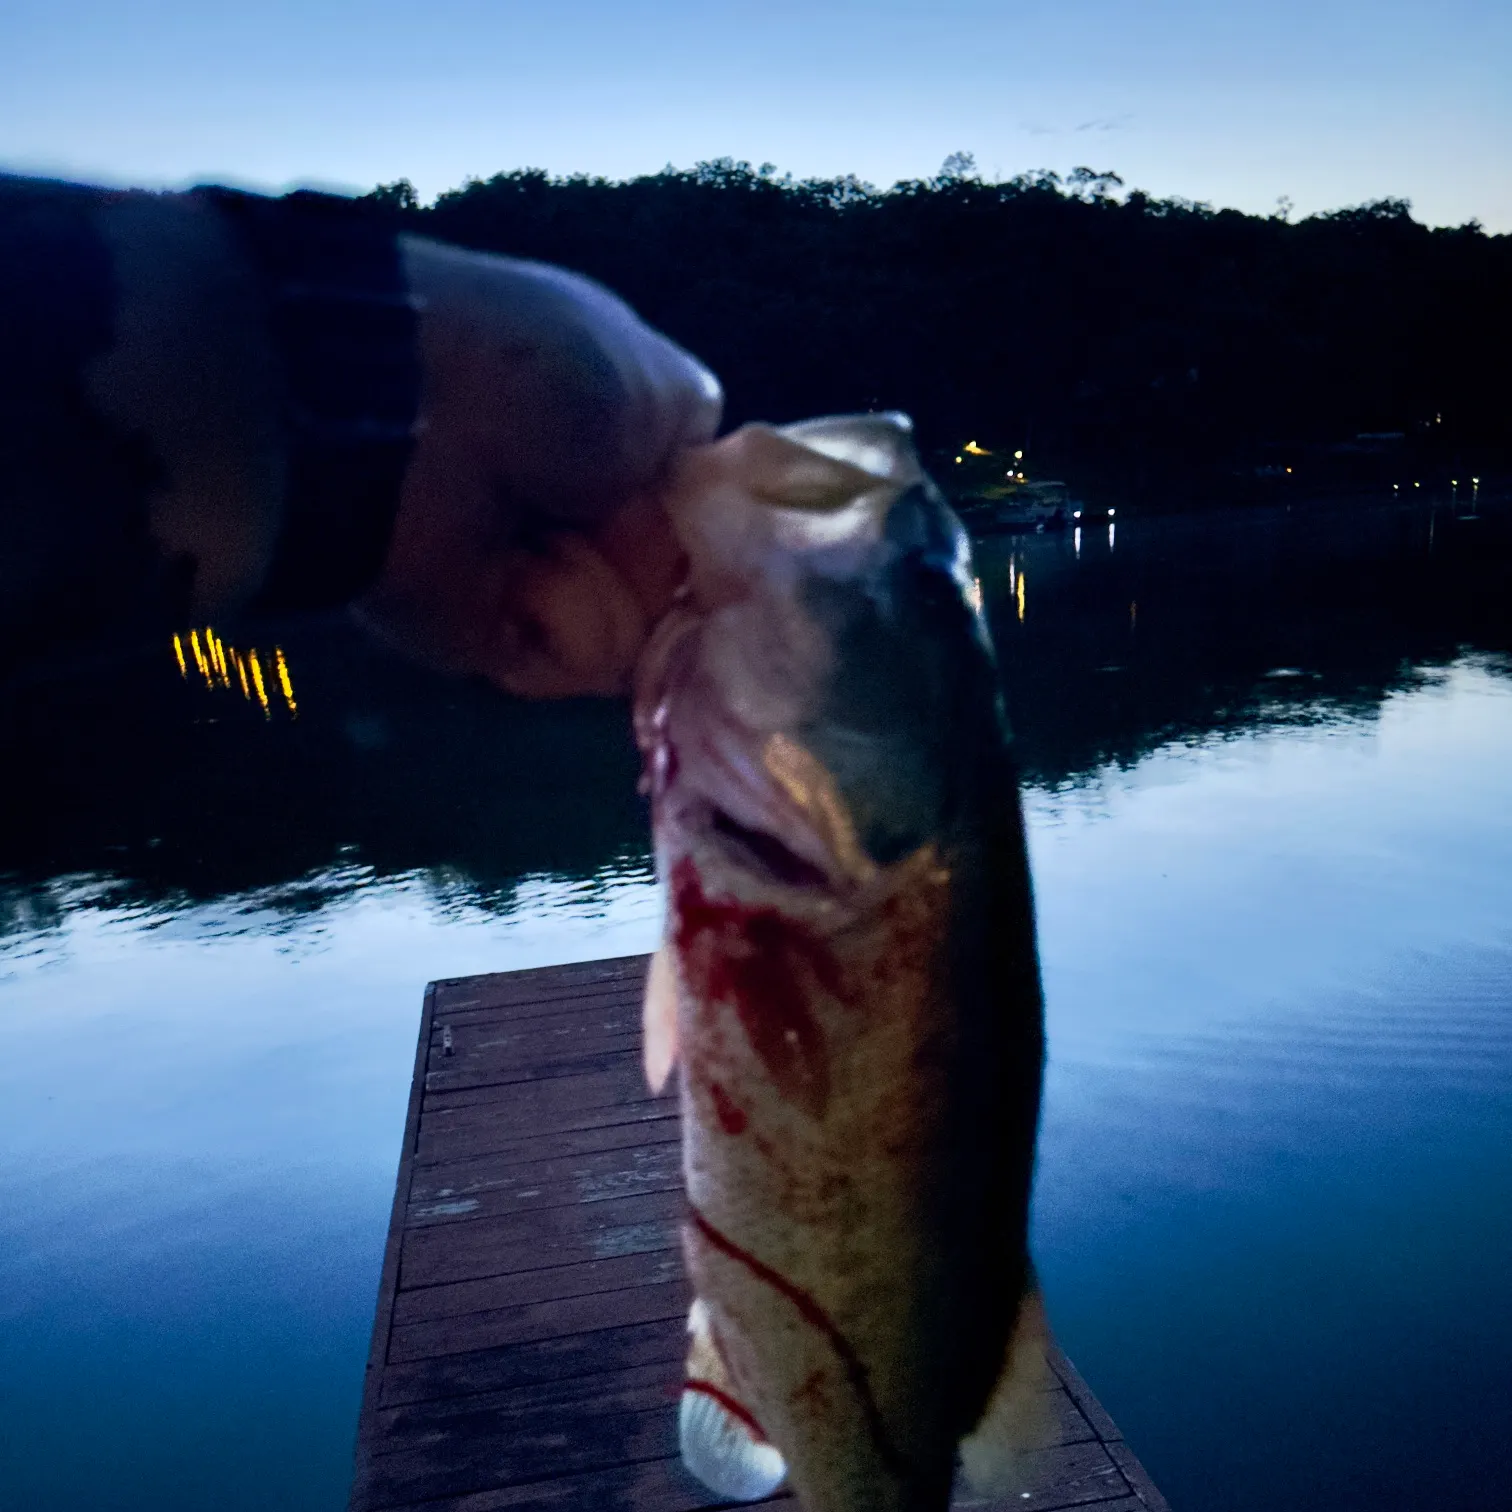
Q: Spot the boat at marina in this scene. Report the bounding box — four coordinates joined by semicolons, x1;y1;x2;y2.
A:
940;440;1087;533
956;478;1074;533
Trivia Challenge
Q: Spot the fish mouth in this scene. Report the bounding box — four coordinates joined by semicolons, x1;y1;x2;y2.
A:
635;602;852;899
706;803;833;891
657;716;848;898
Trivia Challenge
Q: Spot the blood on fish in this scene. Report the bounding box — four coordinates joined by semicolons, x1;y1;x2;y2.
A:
709;1081;748;1135
682;1379;771;1443
688;1203;911;1482
672;857;842;1117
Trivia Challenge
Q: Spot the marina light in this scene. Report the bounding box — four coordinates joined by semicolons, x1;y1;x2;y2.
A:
1107;508;1115;516
1073;510;1082;519
1014;449;1023;460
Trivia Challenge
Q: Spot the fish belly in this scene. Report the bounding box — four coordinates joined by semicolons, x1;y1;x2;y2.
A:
673;859;998;1512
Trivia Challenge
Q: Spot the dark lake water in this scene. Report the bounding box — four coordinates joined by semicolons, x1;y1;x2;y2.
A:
1;498;1509;1512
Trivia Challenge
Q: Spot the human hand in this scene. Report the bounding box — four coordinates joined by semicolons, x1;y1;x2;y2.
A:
359;238;722;697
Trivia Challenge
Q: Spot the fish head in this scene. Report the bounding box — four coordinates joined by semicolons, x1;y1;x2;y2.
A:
636;411;1007;908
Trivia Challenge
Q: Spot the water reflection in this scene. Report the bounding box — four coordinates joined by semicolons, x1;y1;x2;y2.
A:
0;861;662;1512
1027;655;1512;1512
2;498;1510;1512
1;624;651;930
173;628;299;719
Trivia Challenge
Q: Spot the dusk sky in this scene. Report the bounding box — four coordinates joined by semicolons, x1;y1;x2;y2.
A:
3;0;1509;229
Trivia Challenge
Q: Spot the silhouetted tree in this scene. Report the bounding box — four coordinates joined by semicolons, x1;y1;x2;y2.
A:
356;161;1509;504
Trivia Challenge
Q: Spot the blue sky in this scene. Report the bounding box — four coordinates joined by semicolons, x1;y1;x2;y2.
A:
3;0;1508;229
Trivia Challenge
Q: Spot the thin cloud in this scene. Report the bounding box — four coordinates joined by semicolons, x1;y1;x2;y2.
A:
1074;113;1133;134
1021;113;1133;138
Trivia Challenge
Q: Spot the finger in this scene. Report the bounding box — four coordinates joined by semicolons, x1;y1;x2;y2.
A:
483;531;650;699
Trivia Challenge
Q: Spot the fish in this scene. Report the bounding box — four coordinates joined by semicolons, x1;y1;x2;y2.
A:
633;413;1050;1512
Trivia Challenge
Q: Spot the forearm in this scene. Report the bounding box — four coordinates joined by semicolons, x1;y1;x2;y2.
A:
1;174;721;697
0;175;418;680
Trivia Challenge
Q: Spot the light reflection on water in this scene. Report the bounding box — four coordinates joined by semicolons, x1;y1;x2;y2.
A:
0;864;662;1512
1028;656;1512;1512
1;502;1510;1512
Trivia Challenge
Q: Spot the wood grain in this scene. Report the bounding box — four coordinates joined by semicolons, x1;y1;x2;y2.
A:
349;961;1171;1512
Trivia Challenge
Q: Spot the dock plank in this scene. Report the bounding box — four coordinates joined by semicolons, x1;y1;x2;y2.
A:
350;959;1171;1512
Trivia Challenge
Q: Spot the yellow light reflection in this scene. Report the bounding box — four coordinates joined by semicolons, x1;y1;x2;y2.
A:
963;440;990;456
208;629;230;687
1016;570;1026;622
274;648;298;717
188;629;212;687
248;650;270;716
174;627;297;718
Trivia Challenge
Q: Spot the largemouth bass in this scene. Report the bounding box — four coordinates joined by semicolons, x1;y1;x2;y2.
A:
634;413;1048;1512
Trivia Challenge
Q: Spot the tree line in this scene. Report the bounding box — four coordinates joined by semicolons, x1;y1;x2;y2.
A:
365;158;1510;503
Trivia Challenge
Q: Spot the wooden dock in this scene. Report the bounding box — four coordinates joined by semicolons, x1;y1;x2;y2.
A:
349;955;1170;1512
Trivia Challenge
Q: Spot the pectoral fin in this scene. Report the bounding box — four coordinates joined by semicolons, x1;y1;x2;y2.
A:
958;1285;1056;1498
680;1298;787;1501
643;944;679;1094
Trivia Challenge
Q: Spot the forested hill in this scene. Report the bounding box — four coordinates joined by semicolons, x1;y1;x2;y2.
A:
366;161;1511;503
